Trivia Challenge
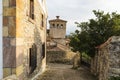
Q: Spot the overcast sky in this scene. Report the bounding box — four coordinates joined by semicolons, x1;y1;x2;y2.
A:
46;0;120;35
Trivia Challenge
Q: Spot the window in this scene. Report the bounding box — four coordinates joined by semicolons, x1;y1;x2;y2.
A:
57;24;59;26
42;43;45;58
41;14;44;27
30;0;34;19
52;24;55;27
61;24;63;28
57;24;59;28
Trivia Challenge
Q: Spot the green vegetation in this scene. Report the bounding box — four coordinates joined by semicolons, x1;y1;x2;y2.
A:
109;76;120;80
82;52;91;62
69;10;120;57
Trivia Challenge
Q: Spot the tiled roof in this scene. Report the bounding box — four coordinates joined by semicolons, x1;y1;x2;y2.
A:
49;16;67;22
49;19;67;22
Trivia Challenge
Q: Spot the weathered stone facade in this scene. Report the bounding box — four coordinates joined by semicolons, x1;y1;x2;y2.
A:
3;0;47;79
47;50;78;65
91;36;120;80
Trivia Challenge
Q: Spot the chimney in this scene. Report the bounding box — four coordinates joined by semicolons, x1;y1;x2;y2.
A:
56;16;60;19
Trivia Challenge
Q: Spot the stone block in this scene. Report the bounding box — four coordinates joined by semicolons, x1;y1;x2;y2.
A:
9;0;16;7
8;28;16;37
3;68;11;78
3;17;8;26
8;17;16;37
3;7;16;16
2;74;18;80
3;0;9;7
3;46;16;67
3;27;8;37
16;65;23;76
10;38;16;46
3;68;16;78
9;17;16;27
110;68;120;74
3;38;10;47
16;38;24;46
12;68;16;74
73;53;80;68
16;46;24;66
8;27;16;37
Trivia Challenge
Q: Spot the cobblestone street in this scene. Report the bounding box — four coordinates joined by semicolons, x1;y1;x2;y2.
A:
35;63;97;80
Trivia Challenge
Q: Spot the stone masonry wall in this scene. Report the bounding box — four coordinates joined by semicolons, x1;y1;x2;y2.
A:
108;39;120;78
16;0;47;79
3;0;16;78
47;50;77;65
3;0;47;79
91;36;120;80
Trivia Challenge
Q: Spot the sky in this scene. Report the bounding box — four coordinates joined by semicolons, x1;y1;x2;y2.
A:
46;0;120;35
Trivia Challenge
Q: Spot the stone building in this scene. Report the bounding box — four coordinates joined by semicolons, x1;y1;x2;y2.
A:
2;0;47;79
48;16;67;45
91;36;120;80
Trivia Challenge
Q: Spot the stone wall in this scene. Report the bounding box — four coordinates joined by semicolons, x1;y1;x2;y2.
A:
91;36;120;80
3;0;16;78
3;0;47;79
53;38;66;45
47;50;78;65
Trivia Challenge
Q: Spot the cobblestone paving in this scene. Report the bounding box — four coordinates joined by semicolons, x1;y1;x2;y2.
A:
35;63;97;80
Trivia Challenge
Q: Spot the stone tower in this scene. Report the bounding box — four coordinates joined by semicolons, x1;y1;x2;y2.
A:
49;16;67;44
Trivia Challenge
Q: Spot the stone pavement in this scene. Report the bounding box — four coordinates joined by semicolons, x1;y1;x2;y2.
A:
35;63;97;80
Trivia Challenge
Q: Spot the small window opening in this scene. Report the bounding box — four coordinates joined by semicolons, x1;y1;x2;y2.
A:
52;24;55;27
41;14;44;27
61;24;63;28
30;0;34;19
57;24;59;28
42;43;45;58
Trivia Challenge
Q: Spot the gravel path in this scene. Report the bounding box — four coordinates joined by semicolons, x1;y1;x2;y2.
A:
35;63;97;80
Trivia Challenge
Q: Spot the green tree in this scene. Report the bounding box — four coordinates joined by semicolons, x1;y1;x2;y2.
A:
69;10;120;57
